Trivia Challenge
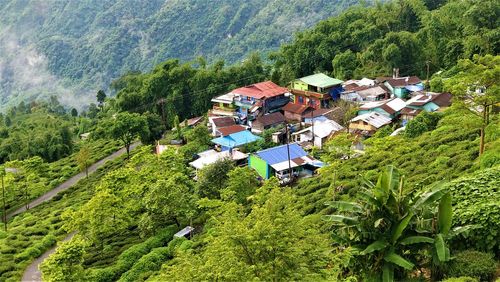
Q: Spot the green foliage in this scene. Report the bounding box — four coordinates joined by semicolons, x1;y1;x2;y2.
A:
221;167;259;204
445;250;497;281
0;1;358;110
324;166;460;280
272;0;499;83
446;166;500;253
196;159;235;199
40;236;87;282
441;277;479;282
404;111;443;138
158;185;335;281
99;112;148;157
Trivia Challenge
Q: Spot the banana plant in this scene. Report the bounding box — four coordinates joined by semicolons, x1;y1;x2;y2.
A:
323;166;466;281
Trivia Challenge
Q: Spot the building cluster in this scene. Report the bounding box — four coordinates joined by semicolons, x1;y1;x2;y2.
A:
158;72;452;182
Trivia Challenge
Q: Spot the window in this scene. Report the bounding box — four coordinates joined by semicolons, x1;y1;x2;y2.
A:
298;96;304;104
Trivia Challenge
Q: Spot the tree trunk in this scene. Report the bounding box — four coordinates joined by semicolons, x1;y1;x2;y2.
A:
85;164;89;178
479;126;485;155
126;144;130;159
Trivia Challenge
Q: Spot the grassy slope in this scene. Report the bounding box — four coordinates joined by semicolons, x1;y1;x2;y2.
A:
0;151;130;282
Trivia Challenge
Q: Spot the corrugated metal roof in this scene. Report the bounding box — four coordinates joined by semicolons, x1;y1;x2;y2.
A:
217;125;246;136
255;143;307;165
211;130;262;148
231;81;288;99
351;112;392;128
298;73;343;88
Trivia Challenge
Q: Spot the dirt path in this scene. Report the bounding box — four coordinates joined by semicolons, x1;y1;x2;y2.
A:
7;142;140;220
21;233;76;282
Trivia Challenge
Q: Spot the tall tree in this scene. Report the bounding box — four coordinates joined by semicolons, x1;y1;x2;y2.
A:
106;112;148;158
96;90;107;109
443;55;499;155
75;145;91;178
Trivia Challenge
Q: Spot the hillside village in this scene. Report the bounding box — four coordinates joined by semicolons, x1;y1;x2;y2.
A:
165;72;452;183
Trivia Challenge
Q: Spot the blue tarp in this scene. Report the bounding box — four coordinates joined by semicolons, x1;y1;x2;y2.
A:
212;130;262;148
405;85;424;92
255;143;307;165
328;86;344;101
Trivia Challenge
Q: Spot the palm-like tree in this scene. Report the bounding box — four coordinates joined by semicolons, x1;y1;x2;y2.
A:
324;166;473;281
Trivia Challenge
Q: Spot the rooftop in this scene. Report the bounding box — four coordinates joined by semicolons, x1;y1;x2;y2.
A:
294;119;344;138
211;116;236;128
231;81;288;100
351;112;392;128
385;76;422;87
254;112;285;127
360;98;406;114
189;149;248;170
297;73;343;88
282;102;311;114
211;130;262;148
217;125;247;136
255;143;308;165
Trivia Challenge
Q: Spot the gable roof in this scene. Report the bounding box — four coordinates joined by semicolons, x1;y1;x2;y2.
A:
385;76;422;87
231;81;288;99
211;130;262;148
406;92;452;107
297;73;343;88
282;102;311;114
401;107;422;116
351;112;392;128
360;98;406;114
211;116;236;128
254;112;285;127
295;120;344;138
255;143;308;165
217;125;247;136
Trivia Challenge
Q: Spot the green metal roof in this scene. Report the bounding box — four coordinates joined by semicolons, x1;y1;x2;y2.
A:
297;73;343;88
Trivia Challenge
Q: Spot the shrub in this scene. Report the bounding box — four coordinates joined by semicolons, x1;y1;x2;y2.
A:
446;250;497;281
442;277;479;282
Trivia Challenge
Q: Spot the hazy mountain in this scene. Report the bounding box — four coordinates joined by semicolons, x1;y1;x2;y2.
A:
0;0;357;110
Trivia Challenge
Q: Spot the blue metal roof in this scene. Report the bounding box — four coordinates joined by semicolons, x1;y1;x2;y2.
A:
255;143;307;165
211;130;262;148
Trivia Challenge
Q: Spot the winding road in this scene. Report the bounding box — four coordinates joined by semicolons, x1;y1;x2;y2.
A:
7;142;140;220
17;142;141;281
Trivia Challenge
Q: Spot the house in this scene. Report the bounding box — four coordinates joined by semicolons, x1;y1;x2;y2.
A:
251;112;286;132
282;102;335;123
210;92;238;117
216;125;247;137
382;76;424;99
341;85;389;103
290;73;343;109
292;119;344;149
209;116;236;136
248;143;323;179
358;98;406;119
230;81;290;122
189;149;248;171
401;92;452;124
185;116;204;127
282;102;312;122
211;130;262;151
349;112;392;136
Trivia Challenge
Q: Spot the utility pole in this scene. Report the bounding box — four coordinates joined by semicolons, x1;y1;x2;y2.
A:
426;60;431;89
311;109;315;147
285;123;293;181
158;98;167;131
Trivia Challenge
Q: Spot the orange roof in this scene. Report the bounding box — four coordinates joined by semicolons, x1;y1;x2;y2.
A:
217;125;247;136
282;102;311;114
232;81;288;99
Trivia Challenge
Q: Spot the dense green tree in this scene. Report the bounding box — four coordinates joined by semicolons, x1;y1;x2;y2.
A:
75;145;91;178
221;167;260;204
96;90;107;109
70;108;78;117
443;55;500;155
105;112;148;158
159;185;334;281
40;236;87;282
197;159;235;199
141;173;197;233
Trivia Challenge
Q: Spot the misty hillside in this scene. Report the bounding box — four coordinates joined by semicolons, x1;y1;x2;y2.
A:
0;0;357;110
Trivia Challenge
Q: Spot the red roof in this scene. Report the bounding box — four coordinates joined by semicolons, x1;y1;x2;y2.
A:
217;125;246;136
212;117;236;128
232;81;288;100
254;112;286;127
282;102;311;114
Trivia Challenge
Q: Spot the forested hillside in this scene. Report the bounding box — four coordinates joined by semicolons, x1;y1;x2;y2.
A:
0;0;357;111
0;0;499;281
